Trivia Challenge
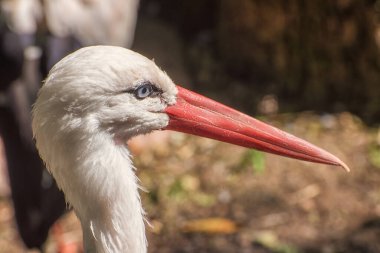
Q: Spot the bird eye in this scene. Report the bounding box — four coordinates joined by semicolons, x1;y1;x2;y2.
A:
135;83;153;99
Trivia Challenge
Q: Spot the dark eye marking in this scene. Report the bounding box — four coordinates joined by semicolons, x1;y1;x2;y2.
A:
123;81;162;99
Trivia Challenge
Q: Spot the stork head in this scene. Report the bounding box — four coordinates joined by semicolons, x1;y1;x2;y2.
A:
33;46;348;171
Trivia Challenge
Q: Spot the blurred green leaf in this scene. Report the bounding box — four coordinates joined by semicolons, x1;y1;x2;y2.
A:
255;231;299;253
250;150;265;174
369;145;380;169
236;149;266;174
192;192;216;207
168;179;186;200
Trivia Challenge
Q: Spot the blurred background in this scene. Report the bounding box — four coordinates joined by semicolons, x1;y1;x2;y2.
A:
1;0;380;252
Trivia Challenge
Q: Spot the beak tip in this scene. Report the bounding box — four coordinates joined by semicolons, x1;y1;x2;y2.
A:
340;161;350;172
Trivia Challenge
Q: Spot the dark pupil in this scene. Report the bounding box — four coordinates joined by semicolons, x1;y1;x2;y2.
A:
136;84;153;98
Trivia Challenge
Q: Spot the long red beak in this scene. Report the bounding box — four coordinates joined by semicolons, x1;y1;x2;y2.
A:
164;86;349;171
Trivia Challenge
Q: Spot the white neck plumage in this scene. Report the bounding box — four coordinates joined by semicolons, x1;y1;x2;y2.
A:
51;131;147;253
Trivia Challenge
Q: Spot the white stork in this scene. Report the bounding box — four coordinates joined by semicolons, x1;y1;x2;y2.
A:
32;46;348;253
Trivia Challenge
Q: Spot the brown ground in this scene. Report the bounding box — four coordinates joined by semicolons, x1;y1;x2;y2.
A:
0;111;379;253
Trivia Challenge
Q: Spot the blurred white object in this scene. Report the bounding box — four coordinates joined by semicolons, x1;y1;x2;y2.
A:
44;0;139;47
1;0;42;34
258;94;279;115
1;0;140;47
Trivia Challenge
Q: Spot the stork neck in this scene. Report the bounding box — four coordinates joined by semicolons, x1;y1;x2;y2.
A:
64;135;147;253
